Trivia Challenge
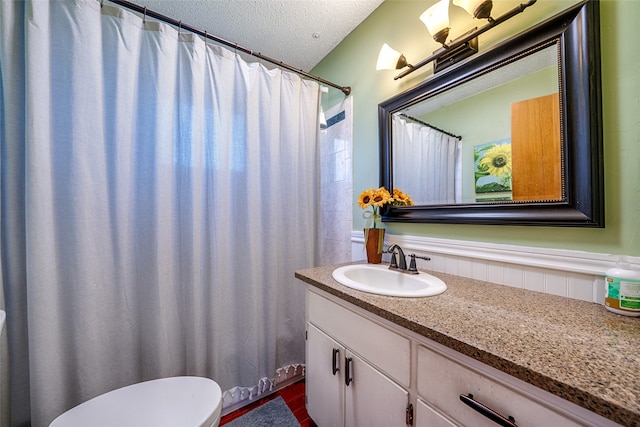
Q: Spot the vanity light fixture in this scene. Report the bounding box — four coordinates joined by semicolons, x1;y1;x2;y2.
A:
376;43;414;71
377;0;537;79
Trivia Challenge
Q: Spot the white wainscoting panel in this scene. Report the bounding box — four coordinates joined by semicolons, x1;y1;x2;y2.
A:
351;231;639;304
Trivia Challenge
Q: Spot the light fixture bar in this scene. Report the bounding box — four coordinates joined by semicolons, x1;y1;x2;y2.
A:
433;34;478;72
394;0;537;80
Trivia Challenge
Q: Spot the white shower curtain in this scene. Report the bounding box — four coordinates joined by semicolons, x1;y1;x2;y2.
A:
392;115;462;205
0;1;320;426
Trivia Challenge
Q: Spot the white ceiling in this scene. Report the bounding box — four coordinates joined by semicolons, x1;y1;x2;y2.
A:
130;0;385;71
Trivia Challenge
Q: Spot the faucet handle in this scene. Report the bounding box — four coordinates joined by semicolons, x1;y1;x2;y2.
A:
389;252;399;269
408;254;431;274
384;245;400;269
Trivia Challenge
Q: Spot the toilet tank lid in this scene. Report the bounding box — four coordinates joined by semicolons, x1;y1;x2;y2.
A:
49;376;222;427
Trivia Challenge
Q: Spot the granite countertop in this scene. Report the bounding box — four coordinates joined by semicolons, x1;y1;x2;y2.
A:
295;262;640;427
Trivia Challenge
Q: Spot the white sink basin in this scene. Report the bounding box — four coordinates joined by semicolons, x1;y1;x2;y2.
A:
332;264;447;297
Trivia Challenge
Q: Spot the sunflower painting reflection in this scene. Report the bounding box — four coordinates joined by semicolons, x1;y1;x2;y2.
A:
474;140;512;200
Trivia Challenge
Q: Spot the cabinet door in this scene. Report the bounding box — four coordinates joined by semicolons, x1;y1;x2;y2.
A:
344;350;408;427
415;399;456;427
306;324;345;427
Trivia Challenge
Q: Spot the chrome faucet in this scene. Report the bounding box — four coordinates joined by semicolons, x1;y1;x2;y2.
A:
386;244;431;274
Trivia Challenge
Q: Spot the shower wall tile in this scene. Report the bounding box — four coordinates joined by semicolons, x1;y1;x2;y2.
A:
319;99;353;266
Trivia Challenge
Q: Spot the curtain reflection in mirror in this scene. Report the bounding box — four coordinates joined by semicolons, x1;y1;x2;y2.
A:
392;115;462;205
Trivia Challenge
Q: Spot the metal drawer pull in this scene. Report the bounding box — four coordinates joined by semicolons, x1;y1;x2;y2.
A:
345;357;353;386
460;394;518;427
332;348;340;375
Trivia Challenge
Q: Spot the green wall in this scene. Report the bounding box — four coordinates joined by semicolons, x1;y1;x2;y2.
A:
312;0;640;256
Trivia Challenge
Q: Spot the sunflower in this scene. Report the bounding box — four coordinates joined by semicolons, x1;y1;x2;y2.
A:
358;187;392;209
358;187;398;228
478;143;512;178
358;188;376;209
370;187;393;207
392;188;414;206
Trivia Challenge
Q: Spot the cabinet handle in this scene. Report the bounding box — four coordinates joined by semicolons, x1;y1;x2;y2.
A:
332;348;340;375
460;394;518;427
345;357;353;386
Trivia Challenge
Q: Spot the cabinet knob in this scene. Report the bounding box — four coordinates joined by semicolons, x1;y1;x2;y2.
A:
332;348;340;375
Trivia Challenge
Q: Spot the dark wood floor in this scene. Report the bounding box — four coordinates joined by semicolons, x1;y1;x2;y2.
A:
220;379;317;426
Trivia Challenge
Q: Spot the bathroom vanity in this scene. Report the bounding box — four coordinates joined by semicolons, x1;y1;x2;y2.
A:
295;263;640;427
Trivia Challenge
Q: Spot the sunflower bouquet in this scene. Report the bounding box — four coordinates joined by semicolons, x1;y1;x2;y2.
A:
358;187;414;229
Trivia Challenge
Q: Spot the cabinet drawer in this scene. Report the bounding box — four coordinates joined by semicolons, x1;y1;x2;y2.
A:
308;290;410;387
417;344;586;427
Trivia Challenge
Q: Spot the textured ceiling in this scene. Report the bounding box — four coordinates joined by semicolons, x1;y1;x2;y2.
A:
129;0;385;71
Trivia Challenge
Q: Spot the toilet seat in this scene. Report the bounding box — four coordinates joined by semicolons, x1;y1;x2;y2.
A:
50;376;222;427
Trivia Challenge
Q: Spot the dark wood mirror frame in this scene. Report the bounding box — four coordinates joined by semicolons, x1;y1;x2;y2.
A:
379;0;603;227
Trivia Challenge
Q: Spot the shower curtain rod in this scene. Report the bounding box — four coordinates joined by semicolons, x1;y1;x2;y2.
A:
399;113;461;140
106;0;351;96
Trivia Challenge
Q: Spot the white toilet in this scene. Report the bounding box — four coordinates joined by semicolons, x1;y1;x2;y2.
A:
49;376;222;427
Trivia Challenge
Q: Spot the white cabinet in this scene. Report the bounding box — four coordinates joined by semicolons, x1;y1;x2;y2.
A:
306;291;410;427
305;288;622;427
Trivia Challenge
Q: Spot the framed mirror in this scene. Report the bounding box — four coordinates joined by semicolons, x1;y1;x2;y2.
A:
379;0;603;226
